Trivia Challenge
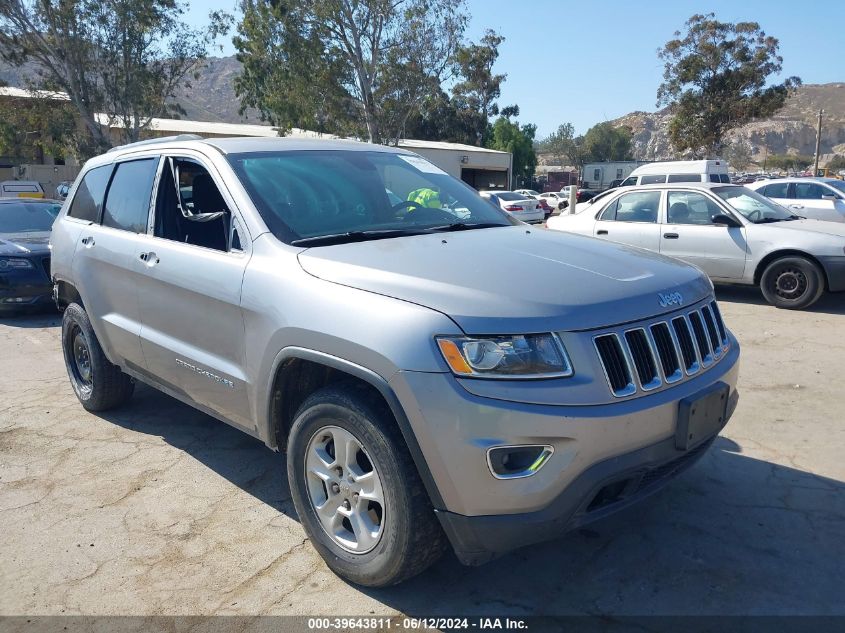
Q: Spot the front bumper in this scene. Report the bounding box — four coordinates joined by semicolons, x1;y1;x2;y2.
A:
0;262;53;310
389;336;740;564
819;255;845;292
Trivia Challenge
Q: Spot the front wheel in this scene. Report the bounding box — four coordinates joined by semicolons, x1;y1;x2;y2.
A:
287;385;446;587
61;302;134;410
759;256;825;310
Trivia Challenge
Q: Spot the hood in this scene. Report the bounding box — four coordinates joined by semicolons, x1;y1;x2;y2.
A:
765;219;845;238
0;231;51;256
297;226;712;333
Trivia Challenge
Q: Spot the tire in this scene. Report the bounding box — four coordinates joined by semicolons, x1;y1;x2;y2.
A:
287;384;446;587
759;256;825;310
61;302;134;411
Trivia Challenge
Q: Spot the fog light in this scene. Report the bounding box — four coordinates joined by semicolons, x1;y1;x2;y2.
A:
487;445;554;479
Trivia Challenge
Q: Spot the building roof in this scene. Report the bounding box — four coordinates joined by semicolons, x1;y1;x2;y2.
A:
397;138;507;154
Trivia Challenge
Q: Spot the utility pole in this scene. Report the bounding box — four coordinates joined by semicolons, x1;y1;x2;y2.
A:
813;109;824;177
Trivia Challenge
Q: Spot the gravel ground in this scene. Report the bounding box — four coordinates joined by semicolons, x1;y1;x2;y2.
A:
1;286;844;616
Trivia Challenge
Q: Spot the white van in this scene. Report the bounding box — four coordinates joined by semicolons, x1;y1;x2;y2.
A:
0;180;45;198
618;160;730;187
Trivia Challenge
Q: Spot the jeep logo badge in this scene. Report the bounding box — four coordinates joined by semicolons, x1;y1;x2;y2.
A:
658;291;684;308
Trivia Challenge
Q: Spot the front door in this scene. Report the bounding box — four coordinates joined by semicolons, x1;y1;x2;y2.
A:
592;189;662;251
136;155;253;428
659;190;748;280
789;181;845;223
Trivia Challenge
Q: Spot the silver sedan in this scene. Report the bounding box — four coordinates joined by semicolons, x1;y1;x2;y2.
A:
547;182;845;309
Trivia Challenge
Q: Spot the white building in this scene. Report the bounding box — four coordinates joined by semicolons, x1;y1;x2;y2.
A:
581;160;650;190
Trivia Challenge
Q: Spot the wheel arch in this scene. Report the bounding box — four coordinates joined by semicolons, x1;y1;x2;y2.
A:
265;347;445;510
54;279;84;310
753;249;830;290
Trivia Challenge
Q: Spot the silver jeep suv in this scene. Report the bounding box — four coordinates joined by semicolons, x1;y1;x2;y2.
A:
50;136;740;586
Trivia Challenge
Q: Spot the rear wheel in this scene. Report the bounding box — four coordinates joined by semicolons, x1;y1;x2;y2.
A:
759;256;825;310
61;303;134;410
287;384;446;587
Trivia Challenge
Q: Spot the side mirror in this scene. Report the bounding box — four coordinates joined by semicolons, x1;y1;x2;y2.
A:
712;213;741;227
821;193;838;201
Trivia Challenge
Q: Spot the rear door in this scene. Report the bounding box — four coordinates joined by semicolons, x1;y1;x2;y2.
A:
659;189;747;280
135;154;253;428
789;181;843;222
70;158;158;369
591;189;662;250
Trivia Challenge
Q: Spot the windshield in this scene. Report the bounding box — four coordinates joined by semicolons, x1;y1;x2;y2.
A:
228;150;514;244
713;186;794;223
0;201;61;233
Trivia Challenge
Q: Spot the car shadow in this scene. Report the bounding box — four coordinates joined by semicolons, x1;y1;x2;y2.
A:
716;284;845;316
94;390;844;615
0;308;61;329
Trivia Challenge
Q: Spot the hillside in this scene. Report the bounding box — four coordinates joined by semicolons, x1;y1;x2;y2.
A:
608;83;845;164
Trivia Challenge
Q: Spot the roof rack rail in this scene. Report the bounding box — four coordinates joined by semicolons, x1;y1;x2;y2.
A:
107;134;204;153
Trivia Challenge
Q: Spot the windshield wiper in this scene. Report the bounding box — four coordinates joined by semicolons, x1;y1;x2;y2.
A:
290;229;428;246
424;222;505;232
755;217;799;224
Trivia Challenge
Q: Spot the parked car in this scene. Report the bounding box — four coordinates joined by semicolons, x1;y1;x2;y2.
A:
0;198;62;312
537;191;568;211
479;190;544;223
513;189;541;198
50;136;739;587
547;182;845;309
747;178;845;223
559;185;598;206
618;160;731;187
536;197;553;219
0;180;45;198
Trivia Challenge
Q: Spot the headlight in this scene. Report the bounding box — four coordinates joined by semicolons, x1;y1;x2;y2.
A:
437;333;573;379
0;257;34;270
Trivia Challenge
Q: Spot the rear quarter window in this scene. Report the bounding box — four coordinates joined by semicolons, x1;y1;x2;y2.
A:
668;174;702;183
67;165;113;223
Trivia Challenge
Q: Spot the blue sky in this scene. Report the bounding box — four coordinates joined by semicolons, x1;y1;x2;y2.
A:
186;0;845;138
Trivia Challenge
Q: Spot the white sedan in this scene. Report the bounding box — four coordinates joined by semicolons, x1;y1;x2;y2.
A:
747;178;845;223
546;182;845;309
479;190;544;223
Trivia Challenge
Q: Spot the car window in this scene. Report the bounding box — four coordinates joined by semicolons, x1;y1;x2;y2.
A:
154;157;233;252
666;191;724;225
620;176;637;187
762;182;789;198
668;174;701;183
67;165;113;223
826;180;845;195
719;174;731;183
600;191;660;223
713;186;792;223
793;182;828;200
228;150;513;244
0;202;60;232
102;159;158;233
640;174;666;185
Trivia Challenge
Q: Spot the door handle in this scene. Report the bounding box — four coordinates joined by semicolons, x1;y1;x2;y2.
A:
596;229;608;235
663;232;679;239
139;252;159;265
80;236;95;247
788;204;804;210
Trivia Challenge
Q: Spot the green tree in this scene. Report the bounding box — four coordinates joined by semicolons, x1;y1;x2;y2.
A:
487;115;536;187
825;155;845;172
451;30;505;145
234;0;467;144
657;13;800;157
0;0;226;155
0;87;78;161
581;122;633;162
766;154;813;172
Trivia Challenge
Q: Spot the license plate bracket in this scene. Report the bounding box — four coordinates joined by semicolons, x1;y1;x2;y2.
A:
676;382;730;451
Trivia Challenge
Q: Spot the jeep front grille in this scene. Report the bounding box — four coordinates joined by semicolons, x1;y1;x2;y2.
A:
594;301;730;397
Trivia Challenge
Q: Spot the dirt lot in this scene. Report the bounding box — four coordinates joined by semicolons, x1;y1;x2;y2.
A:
1;287;844;617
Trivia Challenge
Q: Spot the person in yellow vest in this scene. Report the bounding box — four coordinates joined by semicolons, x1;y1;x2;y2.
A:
406;187;442;210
